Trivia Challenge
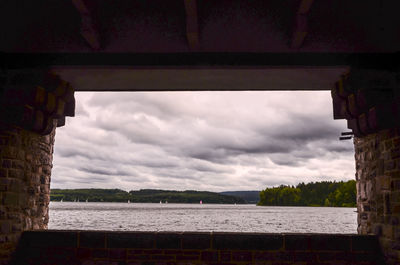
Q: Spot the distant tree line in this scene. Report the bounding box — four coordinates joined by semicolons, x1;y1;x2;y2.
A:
257;180;356;207
50;189;246;204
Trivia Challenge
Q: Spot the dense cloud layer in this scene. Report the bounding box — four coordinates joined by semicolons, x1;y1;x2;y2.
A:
51;91;355;192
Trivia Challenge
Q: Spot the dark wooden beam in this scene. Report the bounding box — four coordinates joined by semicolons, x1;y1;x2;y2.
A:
184;0;200;51
71;0;101;50
291;0;314;49
1;53;399;68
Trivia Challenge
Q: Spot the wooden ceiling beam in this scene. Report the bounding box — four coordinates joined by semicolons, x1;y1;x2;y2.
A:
71;0;101;51
290;0;314;49
184;0;200;51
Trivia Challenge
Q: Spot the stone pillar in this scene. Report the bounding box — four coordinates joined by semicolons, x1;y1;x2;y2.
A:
0;69;75;264
0;125;55;264
354;129;400;263
331;69;400;264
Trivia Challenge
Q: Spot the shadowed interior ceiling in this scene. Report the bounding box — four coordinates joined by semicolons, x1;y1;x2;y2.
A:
1;0;399;91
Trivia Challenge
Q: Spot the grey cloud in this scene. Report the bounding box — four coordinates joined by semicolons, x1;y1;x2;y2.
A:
51;91;355;191
78;165;132;177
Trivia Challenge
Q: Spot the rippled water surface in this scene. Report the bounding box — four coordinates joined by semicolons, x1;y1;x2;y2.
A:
48;202;357;233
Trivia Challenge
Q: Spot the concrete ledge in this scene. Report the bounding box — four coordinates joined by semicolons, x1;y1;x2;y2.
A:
11;230;384;265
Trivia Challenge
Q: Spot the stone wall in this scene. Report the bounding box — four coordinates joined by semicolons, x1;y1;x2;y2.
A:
0;70;74;264
11;230;382;265
0;125;55;264
355;128;400;264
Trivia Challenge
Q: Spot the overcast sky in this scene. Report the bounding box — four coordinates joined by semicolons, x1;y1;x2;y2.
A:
51;91;355;192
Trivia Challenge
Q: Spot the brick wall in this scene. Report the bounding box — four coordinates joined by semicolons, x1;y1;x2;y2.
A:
355;128;400;264
0;125;55;264
11;231;382;265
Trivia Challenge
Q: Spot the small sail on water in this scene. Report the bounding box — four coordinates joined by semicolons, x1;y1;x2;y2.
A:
200;200;203;204
128;200;130;203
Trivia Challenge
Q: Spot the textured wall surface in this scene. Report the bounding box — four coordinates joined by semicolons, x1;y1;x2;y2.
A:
355;128;400;264
0;125;55;264
11;230;382;265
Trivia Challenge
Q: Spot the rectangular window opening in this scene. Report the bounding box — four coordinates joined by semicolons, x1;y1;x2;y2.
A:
49;91;357;234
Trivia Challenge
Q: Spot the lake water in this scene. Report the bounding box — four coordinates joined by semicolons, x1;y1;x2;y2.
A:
48;202;357;233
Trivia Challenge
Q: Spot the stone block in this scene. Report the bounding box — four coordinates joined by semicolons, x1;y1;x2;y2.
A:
107;232;155;249
155;232;181;249
0;169;7;178
200;251;219;261
220;250;231;261
385;160;396;171
76;248;91;260
351;235;379;252
212;233;283;250
284;234;310;250
292;251;317;262
309;235;351;251
8;169;23;179
0;221;11;234
11;161;23;170
109;248;126;260
79;231;106;248
391;180;400;191
1;160;11;169
3;192;18;205
232;251;252;261
92;248;108;259
2;147;17;159
21;231;78;248
181;232;211;249
176;254;199;260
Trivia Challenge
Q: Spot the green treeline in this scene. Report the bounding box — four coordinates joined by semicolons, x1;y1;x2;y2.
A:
257;180;356;207
50;189;246;204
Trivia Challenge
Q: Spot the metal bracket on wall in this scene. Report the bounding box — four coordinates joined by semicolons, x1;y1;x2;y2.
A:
339;131;354;141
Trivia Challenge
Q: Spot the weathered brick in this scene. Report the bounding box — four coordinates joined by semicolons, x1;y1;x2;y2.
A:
79;231;106;248
0;221;11;234
309;235;351;251
107;232;155;249
127;254;150;260
201;251;219;261
0;169;7;178
317;251;349;262
8;169;23;179
392;148;400;159
109;248;126;260
92;248;108;259
213;233;283;250
150;255;174;260
176;255;199;260
232;251;252;261
3;192;18;205
182;232;210;249
284;234;310;251
143;249;162;255
220;250;231;262
127;249;143;255
76;248;91;259
1;160;11;169
385;160;396;171
156;232;181;249
20;231;77;248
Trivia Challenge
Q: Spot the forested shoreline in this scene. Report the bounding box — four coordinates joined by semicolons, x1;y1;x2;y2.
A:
257;180;356;207
50;189;246;204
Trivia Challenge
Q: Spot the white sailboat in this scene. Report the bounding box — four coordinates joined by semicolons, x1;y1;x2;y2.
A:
128;200;130;203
